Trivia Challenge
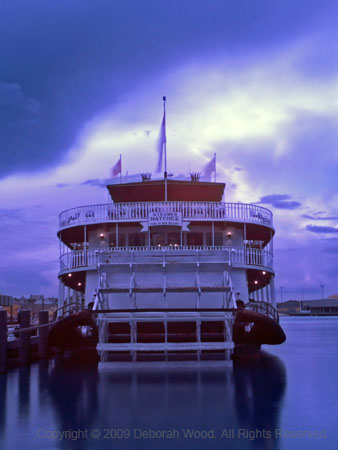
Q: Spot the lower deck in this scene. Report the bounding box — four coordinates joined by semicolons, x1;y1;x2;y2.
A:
95;310;234;362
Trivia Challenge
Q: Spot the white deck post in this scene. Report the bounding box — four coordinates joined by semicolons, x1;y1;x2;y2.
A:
212;221;215;247
58;279;63;311
270;275;276;307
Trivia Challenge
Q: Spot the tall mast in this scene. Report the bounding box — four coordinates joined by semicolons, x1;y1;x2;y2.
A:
163;96;167;201
214;152;216;183
120;154;122;184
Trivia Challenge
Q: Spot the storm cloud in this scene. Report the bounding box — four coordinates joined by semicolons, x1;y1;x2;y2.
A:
259;194;302;210
306;225;338;234
1;0;338;177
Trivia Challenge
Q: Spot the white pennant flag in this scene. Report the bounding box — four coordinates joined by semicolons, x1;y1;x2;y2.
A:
203;153;216;180
111;155;122;177
156;109;166;173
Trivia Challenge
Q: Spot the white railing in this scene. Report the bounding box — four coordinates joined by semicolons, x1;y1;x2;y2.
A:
59;246;273;272
59;201;273;230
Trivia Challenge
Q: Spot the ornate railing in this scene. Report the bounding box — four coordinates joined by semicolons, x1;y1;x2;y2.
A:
59;201;273;230
59;246;273;272
245;301;279;323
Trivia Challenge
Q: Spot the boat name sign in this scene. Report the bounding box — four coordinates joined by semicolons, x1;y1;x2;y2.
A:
149;211;182;226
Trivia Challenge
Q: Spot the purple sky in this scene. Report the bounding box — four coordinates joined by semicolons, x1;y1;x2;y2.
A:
1;0;338;300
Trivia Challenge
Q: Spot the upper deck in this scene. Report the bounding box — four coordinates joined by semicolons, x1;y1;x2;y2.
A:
58;179;274;249
58;200;273;232
58;201;274;246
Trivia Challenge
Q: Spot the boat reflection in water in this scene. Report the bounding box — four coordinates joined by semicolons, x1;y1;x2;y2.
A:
38;351;285;450
44;358;100;436
232;351;287;449
0;351;286;449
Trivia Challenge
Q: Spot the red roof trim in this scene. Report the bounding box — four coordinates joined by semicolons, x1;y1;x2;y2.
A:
107;179;225;203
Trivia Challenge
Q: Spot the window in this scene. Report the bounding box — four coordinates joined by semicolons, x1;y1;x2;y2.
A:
128;233;146;247
187;232;203;246
206;232;223;246
168;232;180;246
151;232;165;246
109;233;126;247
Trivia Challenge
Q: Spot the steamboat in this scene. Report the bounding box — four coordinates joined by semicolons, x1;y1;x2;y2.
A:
51;101;285;364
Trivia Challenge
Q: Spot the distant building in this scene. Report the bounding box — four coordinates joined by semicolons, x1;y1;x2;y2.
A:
278;299;338;315
23;295;58;306
27;294;45;304
0;294;13;307
277;300;301;314
301;299;338;314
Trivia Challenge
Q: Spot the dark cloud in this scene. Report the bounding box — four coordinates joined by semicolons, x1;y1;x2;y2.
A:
80;179;110;188
0;261;57;296
0;206;54;239
0;82;41;121
259;194;302;209
273;201;302;209
0;207;25;219
0;0;337;178
260;194;290;203
306;225;338;233
302;214;338;220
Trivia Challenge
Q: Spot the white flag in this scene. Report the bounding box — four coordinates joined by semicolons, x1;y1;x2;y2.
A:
156;111;166;173
111;156;121;177
203;154;216;180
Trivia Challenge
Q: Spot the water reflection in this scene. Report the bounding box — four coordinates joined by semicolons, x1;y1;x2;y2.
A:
0;373;7;437
0;352;286;450
18;366;31;418
46;358;99;433
233;352;287;449
45;352;286;450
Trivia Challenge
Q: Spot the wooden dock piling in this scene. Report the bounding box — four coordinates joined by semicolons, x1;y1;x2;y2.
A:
19;310;31;365
0;310;7;373
38;311;49;359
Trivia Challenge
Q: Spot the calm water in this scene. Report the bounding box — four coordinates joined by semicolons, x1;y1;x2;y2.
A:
1;316;338;450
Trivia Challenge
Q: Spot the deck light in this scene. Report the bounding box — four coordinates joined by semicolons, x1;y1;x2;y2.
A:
227;232;232;239
100;233;104;239
262;271;266;275
254;280;258;285
68;273;72;277
77;282;82;287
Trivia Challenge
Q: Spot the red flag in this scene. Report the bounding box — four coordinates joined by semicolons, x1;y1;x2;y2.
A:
156;111;166;173
111;156;121;177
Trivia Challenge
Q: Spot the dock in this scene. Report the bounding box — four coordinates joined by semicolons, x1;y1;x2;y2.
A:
0;309;51;373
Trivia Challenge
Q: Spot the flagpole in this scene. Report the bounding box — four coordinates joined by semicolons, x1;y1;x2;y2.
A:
163;96;168;201
214;152;216;182
119;154;122;184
